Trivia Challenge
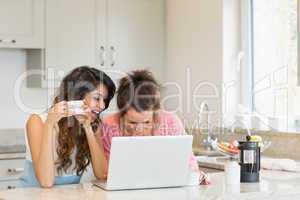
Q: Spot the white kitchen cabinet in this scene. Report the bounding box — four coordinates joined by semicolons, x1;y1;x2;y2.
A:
0;159;24;178
0;0;44;48
43;0;98;86
0;158;25;190
101;0;165;82
27;0;99;87
0;180;20;190
27;0;165;88
28;0;100;88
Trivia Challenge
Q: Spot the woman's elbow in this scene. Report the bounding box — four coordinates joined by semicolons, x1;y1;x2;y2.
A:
95;172;107;181
38;177;54;188
40;181;54;188
93;166;108;181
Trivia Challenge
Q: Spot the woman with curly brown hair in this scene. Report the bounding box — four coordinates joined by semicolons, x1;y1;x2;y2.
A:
20;66;116;188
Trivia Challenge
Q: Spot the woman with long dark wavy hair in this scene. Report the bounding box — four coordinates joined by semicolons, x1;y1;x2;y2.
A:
20;66;116;188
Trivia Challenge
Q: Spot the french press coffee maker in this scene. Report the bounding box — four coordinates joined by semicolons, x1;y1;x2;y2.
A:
238;139;260;183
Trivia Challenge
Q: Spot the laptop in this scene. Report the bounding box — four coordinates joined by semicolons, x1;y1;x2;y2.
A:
93;135;193;190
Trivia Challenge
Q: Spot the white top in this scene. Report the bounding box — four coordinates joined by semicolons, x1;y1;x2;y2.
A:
25;113;77;176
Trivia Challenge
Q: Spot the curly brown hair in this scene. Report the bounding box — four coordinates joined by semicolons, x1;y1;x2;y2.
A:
53;66;115;176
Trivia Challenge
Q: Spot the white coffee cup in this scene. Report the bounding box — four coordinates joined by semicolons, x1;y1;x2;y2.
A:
67;100;84;115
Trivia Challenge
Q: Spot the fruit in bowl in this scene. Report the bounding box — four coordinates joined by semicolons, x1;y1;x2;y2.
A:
246;135;264;147
217;141;239;155
247;135;272;152
212;135;271;158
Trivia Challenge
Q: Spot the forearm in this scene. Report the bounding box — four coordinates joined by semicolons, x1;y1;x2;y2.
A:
35;121;55;187
85;125;108;180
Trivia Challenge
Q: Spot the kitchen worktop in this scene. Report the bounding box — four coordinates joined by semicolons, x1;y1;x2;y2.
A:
1;171;300;199
197;155;300;173
197;156;227;171
189;128;300;160
0;152;25;160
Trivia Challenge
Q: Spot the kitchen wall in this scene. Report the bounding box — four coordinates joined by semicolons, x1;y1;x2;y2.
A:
222;0;241;127
0;49;48;129
165;0;223;128
164;0;240;129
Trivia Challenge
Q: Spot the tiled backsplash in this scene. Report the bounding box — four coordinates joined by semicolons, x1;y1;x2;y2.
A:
0;129;25;153
1;127;300;160
188;128;300;161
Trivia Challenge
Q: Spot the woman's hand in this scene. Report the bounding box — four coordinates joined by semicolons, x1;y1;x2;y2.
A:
199;171;210;185
75;100;94;130
188;154;210;185
46;101;69;125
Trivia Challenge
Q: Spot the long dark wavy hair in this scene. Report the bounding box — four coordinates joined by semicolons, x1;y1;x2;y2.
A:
53;66;115;176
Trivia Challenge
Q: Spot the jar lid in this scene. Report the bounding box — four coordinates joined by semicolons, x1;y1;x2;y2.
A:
238;141;259;149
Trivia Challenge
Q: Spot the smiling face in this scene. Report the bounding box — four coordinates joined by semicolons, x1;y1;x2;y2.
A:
123;107;154;136
84;83;108;122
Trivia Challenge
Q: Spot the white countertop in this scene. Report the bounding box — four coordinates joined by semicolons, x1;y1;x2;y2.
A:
0;152;25;160
1;170;300;199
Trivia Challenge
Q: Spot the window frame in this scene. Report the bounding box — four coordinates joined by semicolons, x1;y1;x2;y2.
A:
240;0;253;112
241;0;300;131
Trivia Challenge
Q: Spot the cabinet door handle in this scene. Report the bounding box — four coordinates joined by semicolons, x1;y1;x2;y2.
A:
0;39;16;44
7;185;16;190
7;168;24;174
100;46;105;66
110;46;116;67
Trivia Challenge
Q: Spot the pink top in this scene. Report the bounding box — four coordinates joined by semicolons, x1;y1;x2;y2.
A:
100;110;199;170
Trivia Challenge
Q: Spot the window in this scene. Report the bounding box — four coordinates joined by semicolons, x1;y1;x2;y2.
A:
246;0;299;131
